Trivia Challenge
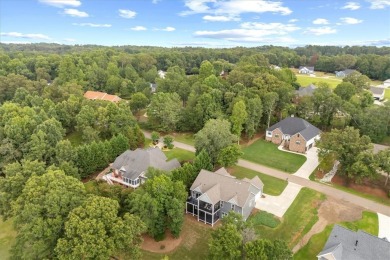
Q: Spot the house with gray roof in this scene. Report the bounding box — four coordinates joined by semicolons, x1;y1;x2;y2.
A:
298;66;314;74
106;148;180;188
296;84;317;97
335;69;356;77
186;168;263;226
370;86;385;101
266;116;320;153
317;225;390;260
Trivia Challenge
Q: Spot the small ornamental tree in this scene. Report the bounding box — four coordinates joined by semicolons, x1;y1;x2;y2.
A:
151;131;160;144
163;135;174;149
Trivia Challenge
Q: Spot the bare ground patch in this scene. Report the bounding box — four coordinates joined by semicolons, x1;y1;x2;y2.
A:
293;197;363;252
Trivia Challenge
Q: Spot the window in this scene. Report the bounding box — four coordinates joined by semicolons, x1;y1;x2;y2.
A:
222;212;228;218
220;201;224;207
195;193;200;198
231;204;235;211
295;141;301;145
275;134;279;138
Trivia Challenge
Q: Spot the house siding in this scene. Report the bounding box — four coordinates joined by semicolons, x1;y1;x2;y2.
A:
266;128;283;144
220;201;242;217
242;195;256;220
289;133;307;153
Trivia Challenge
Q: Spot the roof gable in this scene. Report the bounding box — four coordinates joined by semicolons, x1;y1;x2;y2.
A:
267;117;320;140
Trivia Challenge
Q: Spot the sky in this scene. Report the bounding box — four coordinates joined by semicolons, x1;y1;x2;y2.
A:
0;0;389;48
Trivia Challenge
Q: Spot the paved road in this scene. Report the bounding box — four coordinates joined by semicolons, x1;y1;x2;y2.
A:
142;131;390;216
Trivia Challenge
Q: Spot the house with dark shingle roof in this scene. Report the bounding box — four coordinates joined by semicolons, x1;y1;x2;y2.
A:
296;84;317;97
266;116;320;153
317;225;390;260
370;86;385;101
186;168;263;226
105;148;180;188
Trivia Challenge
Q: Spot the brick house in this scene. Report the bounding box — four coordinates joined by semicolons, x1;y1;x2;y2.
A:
266;116;320;153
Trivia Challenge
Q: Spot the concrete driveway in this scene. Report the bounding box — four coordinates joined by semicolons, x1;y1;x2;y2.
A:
293;147;319;179
255;182;302;217
378;213;390;240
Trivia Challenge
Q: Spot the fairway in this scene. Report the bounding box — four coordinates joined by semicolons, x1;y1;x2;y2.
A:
242;139;306;173
296;74;341;89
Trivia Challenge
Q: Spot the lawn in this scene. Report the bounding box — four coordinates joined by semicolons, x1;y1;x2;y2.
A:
296;74;341;89
141;216;212;260
249;211;281;228
0;218;17;259
252;188;325;248
380;136;390;146
163;148;195;162
229;165;287;196
294;211;378;260
385;89;390;100
171;133;195;146
64;131;83;146
241;139;306;173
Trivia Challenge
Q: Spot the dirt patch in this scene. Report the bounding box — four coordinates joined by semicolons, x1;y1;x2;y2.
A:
293;197;363;252
141;231;182;254
332;175;389;199
241;133;265;147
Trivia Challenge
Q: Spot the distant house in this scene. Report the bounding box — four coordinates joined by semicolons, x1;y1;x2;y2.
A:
296;84;317;97
270;65;281;70
266;116;320;153
298;66;314;74
150;83;157;93
186;168;263;226
383;79;390;88
84;91;121;103
104;148;180;188
158;70;166;79
370;86;385;101
317;225;390;260
335;69;355;77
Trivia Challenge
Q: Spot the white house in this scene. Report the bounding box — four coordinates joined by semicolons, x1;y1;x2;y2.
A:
298;66;314;74
158;70;166;79
383;79;390;88
370;86;385;101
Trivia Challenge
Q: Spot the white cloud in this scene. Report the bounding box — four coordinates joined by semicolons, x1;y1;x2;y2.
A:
304;27;337;35
288;19;298;23
131;26;147;31
340;17;363;24
161;26;176;31
313;18;329;25
119;9;136;18
193;21;300;43
72;23;112;27
1;32;51;40
342;2;361;10
38;0;81;7
180;0;292;17
367;0;390;9
63;8;89;17
203;15;240;22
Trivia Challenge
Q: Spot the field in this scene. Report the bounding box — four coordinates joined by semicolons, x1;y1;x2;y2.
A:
296;74;341;89
294;211;378;259
229;165;287;196
252;188;325;248
385;88;390;100
241;139;306;173
0;218;16;259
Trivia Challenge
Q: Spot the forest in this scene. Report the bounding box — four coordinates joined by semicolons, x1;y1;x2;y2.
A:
0;43;389;259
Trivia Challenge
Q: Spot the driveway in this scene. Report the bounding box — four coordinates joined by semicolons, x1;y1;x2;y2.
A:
293;147;319;179
255;182;302;217
378;213;390;240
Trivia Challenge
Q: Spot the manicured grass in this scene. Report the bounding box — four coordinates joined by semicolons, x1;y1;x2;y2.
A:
385;89;390;100
294;211;378;260
229;165;287;196
296;75;341;89
163;148;195;162
141;217;212;260
65;131;84;146
242;139;306;173
380;136;390;146
249;211;281;228
0;218;17;259
253;188;325;248
172;133;195;146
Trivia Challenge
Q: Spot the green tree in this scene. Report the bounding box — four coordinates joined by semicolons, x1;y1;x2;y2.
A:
230;100;248;142
55;196;146;260
147;92;182;132
199;60;215;80
193;149;213;172
334;82;357;101
244;239;268;260
263;92;279;128
244;97;263;139
195;119;238;165
151;131;160;143
11;170;86;259
163;135;174;149
376;149;390;186
130;92;149;114
208;222;243;260
217;144;243;167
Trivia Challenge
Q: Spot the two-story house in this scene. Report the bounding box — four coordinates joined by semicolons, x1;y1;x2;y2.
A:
186;168;263;226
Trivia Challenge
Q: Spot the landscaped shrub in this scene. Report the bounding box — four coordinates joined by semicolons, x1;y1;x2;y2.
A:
250;211;281;228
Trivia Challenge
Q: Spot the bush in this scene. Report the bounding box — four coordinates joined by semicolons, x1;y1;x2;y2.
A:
249;211;281;228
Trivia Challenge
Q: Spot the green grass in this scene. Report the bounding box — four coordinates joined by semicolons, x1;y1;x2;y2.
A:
294;211;378;260
249;211;281;228
296;74;341;89
141;217;212;260
253;188;325;248
163;148;195;162
242;139;307;173
229;165;287;196
65;131;84;146
0;218;17;259
172;133;195;146
385;89;390;100
380;136;390;146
